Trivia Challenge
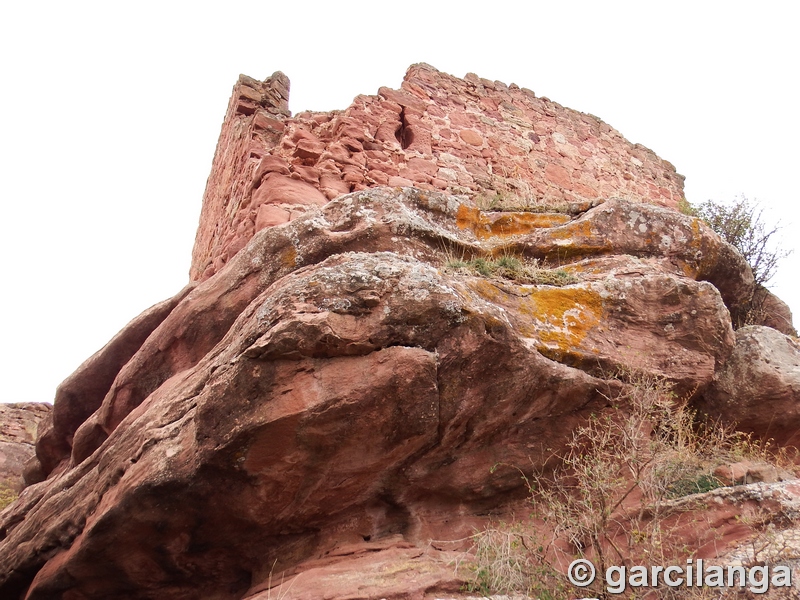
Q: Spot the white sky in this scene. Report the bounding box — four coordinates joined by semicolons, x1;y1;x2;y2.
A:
1;1;798;403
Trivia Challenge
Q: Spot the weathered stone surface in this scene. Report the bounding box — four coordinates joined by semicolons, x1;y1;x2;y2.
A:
245;480;800;600
698;325;800;447
190;64;685;280
32;283;195;480
0;403;51;498
662;479;800;583
242;536;468;599
3;65;797;600
713;460;796;485
0;187;758;599
193;71;292;280
752;285;797;336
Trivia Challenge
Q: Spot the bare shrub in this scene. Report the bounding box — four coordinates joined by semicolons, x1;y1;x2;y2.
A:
694;196;790;288
466;374;799;599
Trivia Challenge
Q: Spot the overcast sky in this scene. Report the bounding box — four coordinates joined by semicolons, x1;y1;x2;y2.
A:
1;1;798;403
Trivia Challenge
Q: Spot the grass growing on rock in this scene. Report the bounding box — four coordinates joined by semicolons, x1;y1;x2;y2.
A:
475;190;573;214
445;255;578;286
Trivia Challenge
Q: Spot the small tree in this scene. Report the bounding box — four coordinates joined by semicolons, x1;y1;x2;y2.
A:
694;196;790;287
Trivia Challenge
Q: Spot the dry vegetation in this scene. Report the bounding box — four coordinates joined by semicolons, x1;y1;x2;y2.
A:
474;190;573;215
465;375;799;599
681;195;792;329
445;255;578;286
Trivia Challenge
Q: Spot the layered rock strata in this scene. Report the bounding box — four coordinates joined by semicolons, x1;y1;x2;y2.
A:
0;187;776;599
0;66;797;600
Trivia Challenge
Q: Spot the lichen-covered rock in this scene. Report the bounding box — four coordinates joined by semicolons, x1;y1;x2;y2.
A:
1;66;794;600
0;187;755;599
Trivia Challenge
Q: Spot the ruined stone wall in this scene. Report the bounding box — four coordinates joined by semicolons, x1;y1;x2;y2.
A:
190;63;685;280
190;72;290;280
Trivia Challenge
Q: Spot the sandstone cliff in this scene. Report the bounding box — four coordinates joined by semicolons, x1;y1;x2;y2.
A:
0;65;797;600
0;404;51;506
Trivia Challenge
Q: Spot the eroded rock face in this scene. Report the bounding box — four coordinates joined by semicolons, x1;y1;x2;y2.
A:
190;64;685;280
697;325;800;447
0;187;757;599
2;66;795;600
31;284;196;482
752;286;797;336
0;403;51;497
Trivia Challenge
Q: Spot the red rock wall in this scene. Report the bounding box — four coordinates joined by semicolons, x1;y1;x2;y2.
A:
190;63;685;281
0;403;51;494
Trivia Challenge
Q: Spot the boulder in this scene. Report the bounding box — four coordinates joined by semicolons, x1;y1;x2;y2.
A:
697;325;800;448
751;285;797;336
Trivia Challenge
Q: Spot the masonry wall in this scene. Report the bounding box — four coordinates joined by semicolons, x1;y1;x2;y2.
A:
191;63;684;281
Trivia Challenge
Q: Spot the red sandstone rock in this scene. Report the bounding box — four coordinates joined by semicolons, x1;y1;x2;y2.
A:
30;284;195;480
243;537;467;599
2;66;797;600
0;187;764;599
713;460;795;485
697;325;800;447
252;173;328;208
190;64;686;280
0;403;51;496
459;129;483;146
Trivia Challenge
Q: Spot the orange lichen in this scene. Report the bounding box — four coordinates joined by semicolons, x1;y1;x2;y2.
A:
466;278;504;303
547;218;595;241
280;245;297;268
686;217;719;277
521;288;604;352
467;279;604;359
456;204;570;239
540;218;616;261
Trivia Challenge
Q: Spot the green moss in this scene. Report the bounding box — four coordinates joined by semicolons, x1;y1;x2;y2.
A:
667;473;723;498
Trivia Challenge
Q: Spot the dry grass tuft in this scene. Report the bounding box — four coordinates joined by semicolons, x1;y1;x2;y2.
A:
445;254;578;286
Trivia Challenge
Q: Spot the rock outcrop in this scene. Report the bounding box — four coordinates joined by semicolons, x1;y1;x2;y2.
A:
0;65;796;600
698;325;800;447
0;403;51;503
752;285;797;336
0;188;764;599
